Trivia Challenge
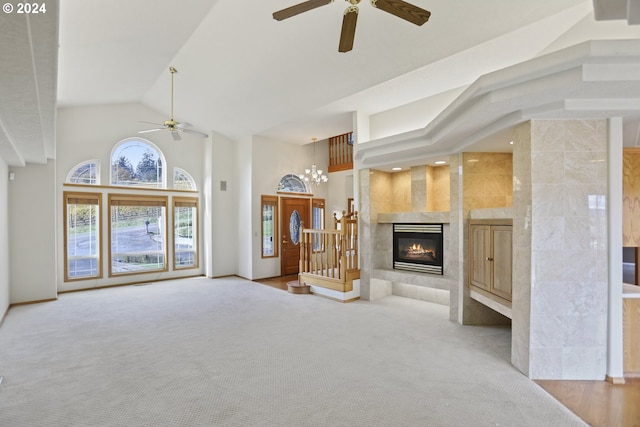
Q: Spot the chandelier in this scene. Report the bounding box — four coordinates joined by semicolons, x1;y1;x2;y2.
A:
299;138;328;186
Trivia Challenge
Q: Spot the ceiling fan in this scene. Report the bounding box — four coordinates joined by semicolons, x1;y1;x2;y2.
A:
273;0;431;52
139;67;208;141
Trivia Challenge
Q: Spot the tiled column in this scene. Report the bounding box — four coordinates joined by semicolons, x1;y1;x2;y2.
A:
358;168;373;300
512;122;533;375
512;119;609;379
411;165;427;212
449;155;463;322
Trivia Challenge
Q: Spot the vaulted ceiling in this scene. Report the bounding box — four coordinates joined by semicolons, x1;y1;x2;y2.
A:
1;0;639;167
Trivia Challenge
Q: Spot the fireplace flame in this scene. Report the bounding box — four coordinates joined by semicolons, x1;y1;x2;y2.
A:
407;244;435;258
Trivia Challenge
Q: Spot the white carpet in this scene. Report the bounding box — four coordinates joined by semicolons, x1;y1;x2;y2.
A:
0;276;586;426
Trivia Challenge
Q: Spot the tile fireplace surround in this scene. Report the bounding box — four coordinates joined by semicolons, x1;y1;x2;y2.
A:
370;212;453;306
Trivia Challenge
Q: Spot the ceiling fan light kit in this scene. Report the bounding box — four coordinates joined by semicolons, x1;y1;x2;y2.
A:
138;67;209;140
273;0;431;52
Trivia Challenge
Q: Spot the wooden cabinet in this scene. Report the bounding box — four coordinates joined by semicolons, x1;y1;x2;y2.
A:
469;220;512;303
623;297;640;376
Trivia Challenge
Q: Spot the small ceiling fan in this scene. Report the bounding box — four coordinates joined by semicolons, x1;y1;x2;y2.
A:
273;0;431;53
139;67;208;141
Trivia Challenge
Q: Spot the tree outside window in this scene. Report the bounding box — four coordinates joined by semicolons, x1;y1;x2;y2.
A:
111;138;165;188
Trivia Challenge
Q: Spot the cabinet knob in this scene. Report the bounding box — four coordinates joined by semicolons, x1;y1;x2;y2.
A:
486;257;494;261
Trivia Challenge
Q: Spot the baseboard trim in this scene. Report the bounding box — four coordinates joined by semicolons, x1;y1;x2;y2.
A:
310;290;360;303
9;297;57;308
59;274;205;294
0;305;8;328
606;375;626;385
208;274;241;279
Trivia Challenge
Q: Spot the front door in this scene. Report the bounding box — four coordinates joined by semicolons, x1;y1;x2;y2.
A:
280;197;310;276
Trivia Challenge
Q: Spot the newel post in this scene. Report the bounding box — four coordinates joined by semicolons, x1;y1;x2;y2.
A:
299;224;307;274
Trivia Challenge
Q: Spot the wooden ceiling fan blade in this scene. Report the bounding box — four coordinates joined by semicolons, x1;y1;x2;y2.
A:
371;0;431;26
338;7;358;53
273;0;333;21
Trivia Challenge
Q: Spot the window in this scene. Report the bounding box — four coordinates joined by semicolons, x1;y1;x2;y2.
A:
109;194;168;276
111;138;165;188
277;174;307;193
64;192;102;280
173;167;197;191
312;198;325;229
312;198;325;251
261;195;278;258
67;160;100;185
173;197;198;269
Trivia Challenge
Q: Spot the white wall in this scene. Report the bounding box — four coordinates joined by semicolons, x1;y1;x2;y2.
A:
204;131;237;277
327;169;354;223
236;136;253;280
0;157;9;318
9;161;57;303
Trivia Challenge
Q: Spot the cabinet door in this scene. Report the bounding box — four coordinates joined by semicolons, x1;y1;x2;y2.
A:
491;226;512;301
623;298;640;374
470;224;491;291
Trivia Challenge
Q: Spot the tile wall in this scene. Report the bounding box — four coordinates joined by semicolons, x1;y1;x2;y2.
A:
462;152;513;211
428;165;451;212
512;119;608;379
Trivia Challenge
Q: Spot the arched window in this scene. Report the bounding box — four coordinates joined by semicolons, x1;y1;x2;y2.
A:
67;160;100;185
110;138;165;188
278;173;308;193
173;167;197;191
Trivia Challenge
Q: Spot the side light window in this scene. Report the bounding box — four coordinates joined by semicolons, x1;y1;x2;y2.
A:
262;195;278;258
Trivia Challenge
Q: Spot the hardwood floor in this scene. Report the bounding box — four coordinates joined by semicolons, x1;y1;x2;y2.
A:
254;276;640;427
537;379;640;427
255;274;297;291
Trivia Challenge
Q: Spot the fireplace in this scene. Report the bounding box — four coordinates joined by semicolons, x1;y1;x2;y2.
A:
393;223;443;274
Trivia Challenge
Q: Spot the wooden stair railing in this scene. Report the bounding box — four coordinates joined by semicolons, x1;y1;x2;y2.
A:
328;132;353;172
299;210;359;290
300;228;342;280
337;210;358;271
